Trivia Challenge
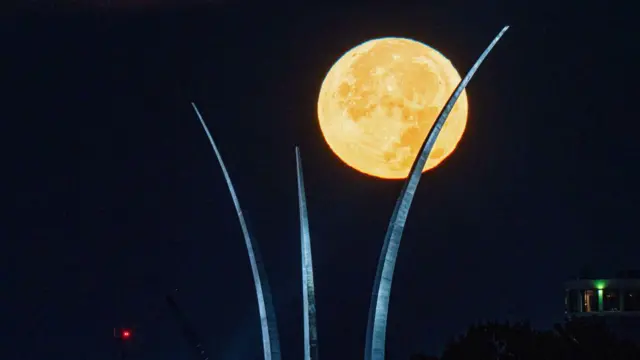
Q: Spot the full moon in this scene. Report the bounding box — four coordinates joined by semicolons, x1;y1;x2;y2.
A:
317;37;468;179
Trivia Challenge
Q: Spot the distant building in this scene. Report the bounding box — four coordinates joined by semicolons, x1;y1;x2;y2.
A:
564;270;640;342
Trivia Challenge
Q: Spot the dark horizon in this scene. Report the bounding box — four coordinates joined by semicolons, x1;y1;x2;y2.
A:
3;2;637;360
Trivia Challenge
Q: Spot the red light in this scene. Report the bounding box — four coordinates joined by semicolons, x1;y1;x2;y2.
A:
122;330;131;339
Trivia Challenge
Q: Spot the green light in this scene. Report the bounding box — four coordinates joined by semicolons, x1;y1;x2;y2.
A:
594;280;607;290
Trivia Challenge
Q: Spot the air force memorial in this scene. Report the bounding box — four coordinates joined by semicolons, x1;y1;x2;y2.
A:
191;25;509;360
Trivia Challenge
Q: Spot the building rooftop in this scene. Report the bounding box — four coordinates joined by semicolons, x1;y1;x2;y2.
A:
565;271;640;318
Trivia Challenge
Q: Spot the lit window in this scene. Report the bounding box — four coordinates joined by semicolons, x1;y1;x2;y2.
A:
583;289;597;312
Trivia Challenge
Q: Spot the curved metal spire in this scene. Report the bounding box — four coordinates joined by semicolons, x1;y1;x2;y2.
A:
364;26;510;360
295;147;319;360
191;103;282;360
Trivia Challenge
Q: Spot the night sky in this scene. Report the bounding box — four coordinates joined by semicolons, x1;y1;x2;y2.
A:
3;2;638;360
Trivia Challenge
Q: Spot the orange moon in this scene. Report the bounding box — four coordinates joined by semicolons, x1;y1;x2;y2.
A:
317;37;469;179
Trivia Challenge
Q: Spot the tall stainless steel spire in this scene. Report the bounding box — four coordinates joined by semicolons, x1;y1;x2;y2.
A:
364;26;510;360
192;103;282;360
295;147;319;360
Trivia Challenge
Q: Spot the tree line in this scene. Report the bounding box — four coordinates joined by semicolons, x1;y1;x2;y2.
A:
410;318;640;360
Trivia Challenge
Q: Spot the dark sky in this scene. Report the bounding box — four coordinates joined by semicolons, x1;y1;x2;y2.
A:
3;2;638;360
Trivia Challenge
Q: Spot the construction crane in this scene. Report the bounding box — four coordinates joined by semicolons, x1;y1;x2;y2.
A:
166;290;211;360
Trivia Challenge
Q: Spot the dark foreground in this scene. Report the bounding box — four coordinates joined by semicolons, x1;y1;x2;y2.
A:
412;318;640;360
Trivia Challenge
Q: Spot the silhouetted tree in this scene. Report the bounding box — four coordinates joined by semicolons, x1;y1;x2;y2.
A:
410;318;640;360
